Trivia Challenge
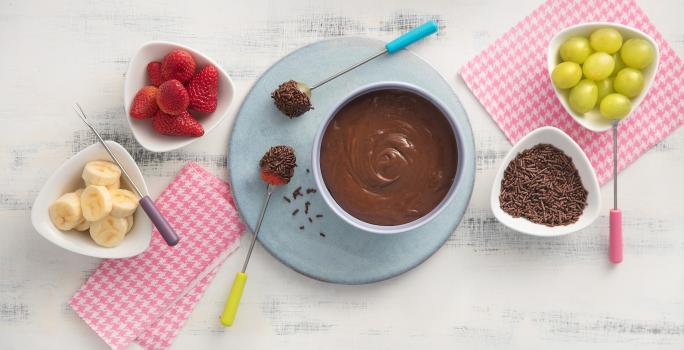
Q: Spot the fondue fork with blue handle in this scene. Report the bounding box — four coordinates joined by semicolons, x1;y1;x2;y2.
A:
293;20;439;97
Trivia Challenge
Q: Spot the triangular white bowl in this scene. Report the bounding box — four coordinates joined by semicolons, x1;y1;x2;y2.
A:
124;41;235;152
547;22;660;132
31;141;152;258
490;127;601;236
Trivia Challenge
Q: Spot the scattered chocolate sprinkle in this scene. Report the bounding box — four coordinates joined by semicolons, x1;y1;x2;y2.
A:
292;186;303;200
308;217;313;223
299;226;305;230
260;145;297;184
283;196;291;203
319;232;326;237
271;80;312;118
306;168;310;173
304;201;311;214
306;188;317;194
499;143;588;227
315;214;323;218
292;209;299;216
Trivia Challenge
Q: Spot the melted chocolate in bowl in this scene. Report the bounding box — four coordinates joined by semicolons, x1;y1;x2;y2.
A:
320;89;459;226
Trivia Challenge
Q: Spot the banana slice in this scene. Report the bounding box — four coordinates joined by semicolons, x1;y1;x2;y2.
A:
125;216;134;234
74;220;91;232
105;177;120;191
81;185;112;221
70;189;90;231
82;160;121;187
110;189;139;218
90;215;127;247
49;192;83;230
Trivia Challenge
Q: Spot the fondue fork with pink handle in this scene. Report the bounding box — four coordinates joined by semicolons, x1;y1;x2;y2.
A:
610;122;622;264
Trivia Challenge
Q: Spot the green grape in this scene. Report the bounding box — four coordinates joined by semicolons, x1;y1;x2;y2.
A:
600;93;632;120
568;79;598;114
551;62;582;89
621;38;655;69
589;28;623;53
614;68;644;98
583;52;615;80
560;37;592;63
596;77;614;102
611;53;626;76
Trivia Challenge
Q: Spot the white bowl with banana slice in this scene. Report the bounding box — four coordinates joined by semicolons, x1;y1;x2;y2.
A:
31;141;152;258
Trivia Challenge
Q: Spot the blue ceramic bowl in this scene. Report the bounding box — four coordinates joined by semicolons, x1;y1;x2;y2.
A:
311;81;466;234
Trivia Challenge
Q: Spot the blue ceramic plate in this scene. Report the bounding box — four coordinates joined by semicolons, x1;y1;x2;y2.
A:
228;37;475;284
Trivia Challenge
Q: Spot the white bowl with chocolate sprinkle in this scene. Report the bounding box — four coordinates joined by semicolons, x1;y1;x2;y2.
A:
490;126;601;236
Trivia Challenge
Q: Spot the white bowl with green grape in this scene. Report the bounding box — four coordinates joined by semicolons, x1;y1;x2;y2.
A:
547;22;659;132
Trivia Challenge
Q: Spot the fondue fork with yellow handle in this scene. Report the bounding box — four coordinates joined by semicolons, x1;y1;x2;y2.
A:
221;145;296;326
220;184;274;326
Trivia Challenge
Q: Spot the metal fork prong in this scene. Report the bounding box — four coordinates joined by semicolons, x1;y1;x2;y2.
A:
71;103;145;198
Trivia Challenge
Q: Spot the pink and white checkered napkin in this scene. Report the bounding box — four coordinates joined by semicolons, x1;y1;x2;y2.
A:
69;162;245;350
460;0;684;185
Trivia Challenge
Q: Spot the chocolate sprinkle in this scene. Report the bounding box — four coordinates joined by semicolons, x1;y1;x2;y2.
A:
315;214;323;218
306;168;310;173
271;80;312;118
292;186;303;200
319;232;326;237
308;217;313;223
283;196;291;203
260;145;297;184
304;201;310;214
292;209;299;216
499;143;588;227
299;226;305;230
306;188;317;194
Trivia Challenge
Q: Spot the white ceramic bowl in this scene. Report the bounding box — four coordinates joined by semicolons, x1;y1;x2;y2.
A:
547;22;660;132
490;127;601;236
31;141;152;258
312;82;466;234
124;41;235;152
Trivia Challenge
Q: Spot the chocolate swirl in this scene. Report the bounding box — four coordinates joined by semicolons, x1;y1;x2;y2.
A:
320;89;458;226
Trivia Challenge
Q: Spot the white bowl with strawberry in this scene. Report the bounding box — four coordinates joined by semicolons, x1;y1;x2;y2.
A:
124;41;235;152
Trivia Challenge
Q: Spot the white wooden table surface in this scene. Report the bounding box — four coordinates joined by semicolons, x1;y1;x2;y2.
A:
1;0;683;349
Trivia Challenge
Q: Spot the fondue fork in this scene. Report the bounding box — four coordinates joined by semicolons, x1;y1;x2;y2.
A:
220;184;274;326
293;20;439;98
609;121;622;263
73;103;180;246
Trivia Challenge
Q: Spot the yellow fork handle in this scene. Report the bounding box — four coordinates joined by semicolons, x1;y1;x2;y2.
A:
220;272;248;326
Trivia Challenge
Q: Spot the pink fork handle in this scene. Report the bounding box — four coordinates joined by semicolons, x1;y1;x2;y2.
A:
609;209;622;264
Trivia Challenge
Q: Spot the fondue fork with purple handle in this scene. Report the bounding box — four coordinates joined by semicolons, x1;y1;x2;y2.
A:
73;103;180;246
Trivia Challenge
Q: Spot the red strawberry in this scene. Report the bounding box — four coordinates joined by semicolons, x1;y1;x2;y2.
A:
147;61;163;86
129;86;159;119
156;80;189;115
260;170;287;186
152;110;204;137
187;65;219;113
161;49;196;83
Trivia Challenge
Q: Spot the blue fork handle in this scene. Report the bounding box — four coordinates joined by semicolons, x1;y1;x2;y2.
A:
385;20;439;54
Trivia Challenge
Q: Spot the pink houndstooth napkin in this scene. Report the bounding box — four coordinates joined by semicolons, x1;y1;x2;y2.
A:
69;162;245;350
460;0;684;185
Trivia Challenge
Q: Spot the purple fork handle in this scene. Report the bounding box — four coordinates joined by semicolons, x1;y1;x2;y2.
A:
139;196;179;246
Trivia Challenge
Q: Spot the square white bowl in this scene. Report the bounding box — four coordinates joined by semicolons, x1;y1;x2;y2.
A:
31;141;152;258
547;22;660;132
124;41;235;152
490;127;601;236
